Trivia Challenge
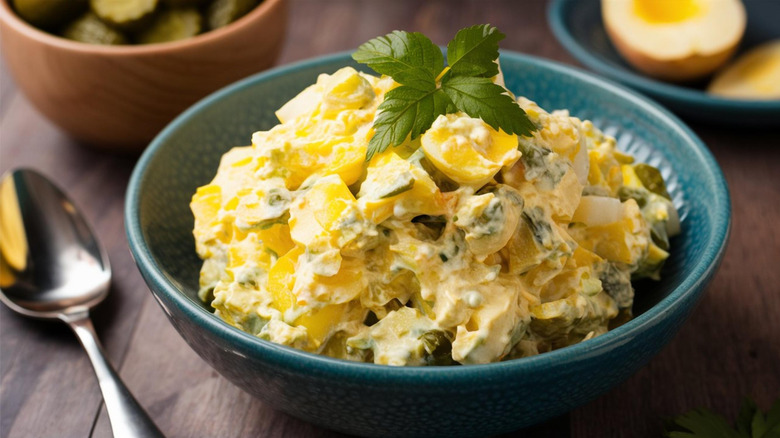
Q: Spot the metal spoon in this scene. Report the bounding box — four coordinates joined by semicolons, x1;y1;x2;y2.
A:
0;168;163;438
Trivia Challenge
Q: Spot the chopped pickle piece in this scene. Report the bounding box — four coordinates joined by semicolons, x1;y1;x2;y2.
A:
90;0;157;29
162;0;203;6
629;163;671;200
13;0;87;29
61;12;128;45
207;0;259;30
136;8;202;44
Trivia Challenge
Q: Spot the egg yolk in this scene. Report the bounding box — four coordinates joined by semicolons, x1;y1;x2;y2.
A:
633;0;700;24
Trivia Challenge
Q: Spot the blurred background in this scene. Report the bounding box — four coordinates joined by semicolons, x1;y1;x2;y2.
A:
1;1;778;437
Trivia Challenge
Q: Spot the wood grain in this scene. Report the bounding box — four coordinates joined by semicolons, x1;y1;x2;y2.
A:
1;1;778;437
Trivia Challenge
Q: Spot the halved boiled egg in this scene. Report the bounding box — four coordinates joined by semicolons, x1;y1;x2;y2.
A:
602;0;746;82
708;40;780;100
421;113;520;188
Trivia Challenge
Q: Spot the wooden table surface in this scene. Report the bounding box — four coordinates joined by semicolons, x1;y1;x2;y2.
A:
1;1;779;437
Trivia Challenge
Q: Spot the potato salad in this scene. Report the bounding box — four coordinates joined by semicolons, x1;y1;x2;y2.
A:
191;66;679;365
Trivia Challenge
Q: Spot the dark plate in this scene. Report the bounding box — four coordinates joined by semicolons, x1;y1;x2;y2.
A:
548;0;780;126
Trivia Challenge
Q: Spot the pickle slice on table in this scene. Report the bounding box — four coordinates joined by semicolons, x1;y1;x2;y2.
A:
136;8;203;44
90;0;158;30
206;0;259;30
12;0;87;29
61;12;128;45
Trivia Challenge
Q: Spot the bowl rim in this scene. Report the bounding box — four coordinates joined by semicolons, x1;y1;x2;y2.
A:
0;0;285;54
547;0;780;111
125;50;731;381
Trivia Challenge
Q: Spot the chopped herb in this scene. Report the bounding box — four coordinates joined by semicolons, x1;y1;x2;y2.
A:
634;163;671;200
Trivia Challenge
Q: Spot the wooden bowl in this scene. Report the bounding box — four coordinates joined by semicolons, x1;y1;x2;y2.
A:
0;0;288;152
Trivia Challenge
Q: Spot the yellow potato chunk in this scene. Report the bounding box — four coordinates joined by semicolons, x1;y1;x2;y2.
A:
321;67;376;114
289;175;357;247
587;148;624;196
357;152;446;223
191;185;225;256
259;67;377;189
421;113;520;187
267;246;301;312
291;133;367;187
266;246;351;349
257;224;295;257
541;247;603;302
572;199;648;265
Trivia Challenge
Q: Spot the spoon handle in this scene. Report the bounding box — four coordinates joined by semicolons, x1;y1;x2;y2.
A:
63;311;165;438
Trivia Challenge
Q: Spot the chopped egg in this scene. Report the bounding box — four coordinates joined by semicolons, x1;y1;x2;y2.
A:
421;113;520;188
191;65;679;366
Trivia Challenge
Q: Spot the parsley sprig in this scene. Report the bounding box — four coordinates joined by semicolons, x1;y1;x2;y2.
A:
352;24;536;161
665;397;780;438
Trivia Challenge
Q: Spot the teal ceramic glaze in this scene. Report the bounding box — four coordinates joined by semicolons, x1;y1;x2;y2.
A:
125;51;731;438
548;0;780;126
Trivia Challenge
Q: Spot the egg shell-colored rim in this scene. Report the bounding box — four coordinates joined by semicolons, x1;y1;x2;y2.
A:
0;0;285;54
547;0;780;111
125;50;731;382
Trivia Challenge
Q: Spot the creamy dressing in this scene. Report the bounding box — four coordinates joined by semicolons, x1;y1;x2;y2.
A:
190;65;679;366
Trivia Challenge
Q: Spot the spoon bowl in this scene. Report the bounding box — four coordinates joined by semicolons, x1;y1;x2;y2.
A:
0;168;163;438
0;169;110;318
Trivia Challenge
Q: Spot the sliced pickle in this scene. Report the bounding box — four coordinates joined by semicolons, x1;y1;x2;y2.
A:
206;0;259;30
90;0;158;29
61;12;128;45
136;8;202;44
162;0;204;6
12;0;87;29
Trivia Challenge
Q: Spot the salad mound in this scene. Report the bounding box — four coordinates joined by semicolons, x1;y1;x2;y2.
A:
191;28;679;366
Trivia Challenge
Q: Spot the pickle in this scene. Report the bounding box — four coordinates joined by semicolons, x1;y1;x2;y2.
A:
61;12;128;45
206;0;259;30
136;8;203;44
12;0;87;29
633;164;671;200
162;0;204;6
90;0;158;30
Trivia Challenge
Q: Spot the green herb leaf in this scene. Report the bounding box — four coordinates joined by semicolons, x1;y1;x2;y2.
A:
754;399;780;438
441;75;535;136
736;399;759;437
367;79;450;160
353;25;536;161
447;24;504;77
352;30;443;84
665;398;780;438
665;408;741;438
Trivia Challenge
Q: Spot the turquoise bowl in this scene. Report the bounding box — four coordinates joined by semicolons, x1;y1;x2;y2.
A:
125;51;731;438
548;0;780;126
